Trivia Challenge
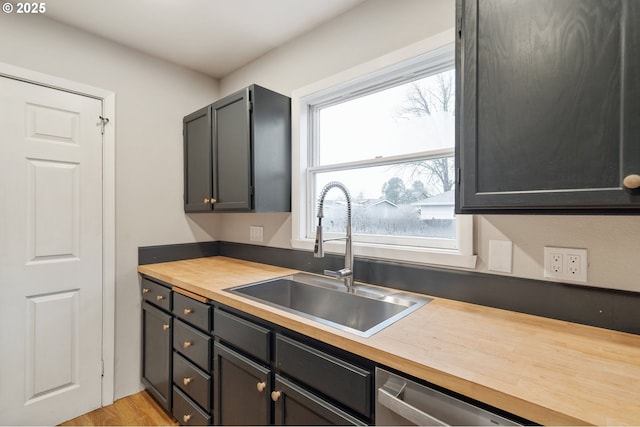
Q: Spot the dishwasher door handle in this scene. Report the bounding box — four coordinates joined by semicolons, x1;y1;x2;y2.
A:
377;387;449;426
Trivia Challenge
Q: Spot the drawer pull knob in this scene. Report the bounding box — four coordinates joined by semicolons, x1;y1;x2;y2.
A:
162;323;170;331
271;390;281;402
256;381;266;392
183;414;191;423
142;288;150;294
183;308;193;315
183;341;192;349
183;377;192;386
623;174;640;189
156;295;164;301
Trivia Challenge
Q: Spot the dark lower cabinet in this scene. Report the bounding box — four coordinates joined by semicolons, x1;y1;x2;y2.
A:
272;375;366;426
173;352;211;413
140;282;374;426
142;301;172;412
214;342;271;425
173;386;211;426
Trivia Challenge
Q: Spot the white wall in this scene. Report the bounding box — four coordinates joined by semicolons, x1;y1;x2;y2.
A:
0;14;221;399
219;0;640;294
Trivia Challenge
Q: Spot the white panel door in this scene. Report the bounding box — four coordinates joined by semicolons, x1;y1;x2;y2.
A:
0;77;103;425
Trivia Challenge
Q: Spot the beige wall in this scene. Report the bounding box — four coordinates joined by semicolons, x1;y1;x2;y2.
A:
218;0;640;294
0;14;220;399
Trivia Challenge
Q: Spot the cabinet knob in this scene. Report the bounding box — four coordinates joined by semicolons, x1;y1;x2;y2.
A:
183;341;192;349
162;323;170;331
211;198;217;204
204;198;218;204
183;377;192;386
256;381;266;392
623;174;640;189
182;414;191;423
271;390;281;402
183;308;193;315
156;295;164;301
142;288;150;294
204;198;210;204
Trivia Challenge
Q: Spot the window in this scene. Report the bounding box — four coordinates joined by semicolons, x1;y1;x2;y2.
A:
292;35;476;269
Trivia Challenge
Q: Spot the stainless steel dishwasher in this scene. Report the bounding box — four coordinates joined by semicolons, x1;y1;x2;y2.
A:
375;368;522;426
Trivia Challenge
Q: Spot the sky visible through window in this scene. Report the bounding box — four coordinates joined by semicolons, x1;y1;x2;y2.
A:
313;69;456;241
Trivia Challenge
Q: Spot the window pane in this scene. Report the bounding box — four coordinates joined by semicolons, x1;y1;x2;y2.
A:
313;156;456;241
318;69;455;165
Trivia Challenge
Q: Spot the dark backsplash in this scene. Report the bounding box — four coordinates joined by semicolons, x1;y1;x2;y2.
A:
139;241;639;335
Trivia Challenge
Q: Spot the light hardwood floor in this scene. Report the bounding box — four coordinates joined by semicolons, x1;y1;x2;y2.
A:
60;391;178;426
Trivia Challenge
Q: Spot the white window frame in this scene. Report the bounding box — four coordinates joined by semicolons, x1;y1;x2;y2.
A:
291;30;477;269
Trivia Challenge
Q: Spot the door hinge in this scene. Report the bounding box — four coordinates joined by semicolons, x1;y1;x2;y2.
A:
100;360;104;377
99;116;110;135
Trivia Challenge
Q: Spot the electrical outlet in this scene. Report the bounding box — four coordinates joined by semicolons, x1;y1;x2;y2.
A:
544;247;587;283
550;253;562;274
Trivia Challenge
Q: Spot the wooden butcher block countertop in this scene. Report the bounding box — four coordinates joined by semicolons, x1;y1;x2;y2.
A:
138;256;640;426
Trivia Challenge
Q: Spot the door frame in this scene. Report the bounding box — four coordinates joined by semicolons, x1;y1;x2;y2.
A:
0;62;116;407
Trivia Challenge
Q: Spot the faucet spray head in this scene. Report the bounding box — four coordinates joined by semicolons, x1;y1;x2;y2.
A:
313;219;324;258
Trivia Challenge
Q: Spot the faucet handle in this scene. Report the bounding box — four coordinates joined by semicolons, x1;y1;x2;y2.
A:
323;268;352;279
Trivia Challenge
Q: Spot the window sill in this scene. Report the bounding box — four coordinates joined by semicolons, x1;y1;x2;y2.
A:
291;238;477;270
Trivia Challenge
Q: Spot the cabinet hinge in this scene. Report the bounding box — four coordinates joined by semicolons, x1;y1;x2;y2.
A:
456;168;461;184
457;16;462;39
248;101;253;112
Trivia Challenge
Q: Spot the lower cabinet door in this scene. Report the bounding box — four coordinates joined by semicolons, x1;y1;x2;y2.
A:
173;351;211;412
272;374;366;426
142;301;172;411
214;342;271;425
173;386;211;426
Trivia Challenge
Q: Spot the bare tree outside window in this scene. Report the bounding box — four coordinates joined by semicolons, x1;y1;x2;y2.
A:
313;67;457;242
392;69;455;198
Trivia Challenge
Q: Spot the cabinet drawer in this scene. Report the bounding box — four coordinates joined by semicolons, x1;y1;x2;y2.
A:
173;351;211;413
275;335;372;418
141;277;171;312
173;386;211;426
174;319;211;372
173;292;211;332
214;308;270;363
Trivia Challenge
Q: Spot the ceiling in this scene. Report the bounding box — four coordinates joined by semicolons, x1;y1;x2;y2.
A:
44;0;367;79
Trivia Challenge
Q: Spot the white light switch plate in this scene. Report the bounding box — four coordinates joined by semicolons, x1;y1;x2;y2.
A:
488;240;512;273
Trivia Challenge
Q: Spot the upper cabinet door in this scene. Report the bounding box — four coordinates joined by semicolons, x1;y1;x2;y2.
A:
212;88;253;211
183;106;213;212
456;0;640;212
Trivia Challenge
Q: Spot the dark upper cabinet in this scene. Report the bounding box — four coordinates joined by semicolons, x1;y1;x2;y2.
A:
456;0;640;212
183;106;213;212
183;84;291;213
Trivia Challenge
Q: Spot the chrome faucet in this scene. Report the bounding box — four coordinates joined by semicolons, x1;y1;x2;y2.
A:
314;181;354;292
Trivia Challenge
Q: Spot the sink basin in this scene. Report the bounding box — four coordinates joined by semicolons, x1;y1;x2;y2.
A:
226;273;431;338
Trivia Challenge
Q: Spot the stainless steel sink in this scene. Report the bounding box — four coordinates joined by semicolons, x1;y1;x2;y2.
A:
225;273;431;338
